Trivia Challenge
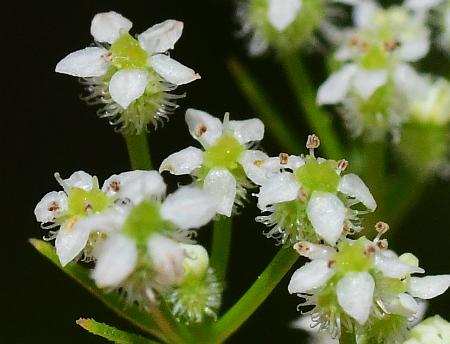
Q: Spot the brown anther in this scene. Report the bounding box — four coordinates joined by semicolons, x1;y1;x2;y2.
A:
294;241;309;254
253;159;264;167
342;223;351;234
195;124;208;137
337;159;349;172
84;202;93;212
349;36;368;51
66;217;77;230
48;201;60;212
279;153;289;165
298;189;308;202
306;134;320;150
375;221;390;234
365;245;376;255
101;51;113;62
110;179;120;192
384;39;401;52
376;239;388;250
328;260;336;269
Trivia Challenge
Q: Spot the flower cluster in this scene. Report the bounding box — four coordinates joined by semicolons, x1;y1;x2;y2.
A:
317;0;433;141
35;170;221;321
288;224;450;342
56;11;200;133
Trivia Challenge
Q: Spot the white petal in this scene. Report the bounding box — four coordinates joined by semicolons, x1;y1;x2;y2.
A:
307;192;346;246
92;235;138;288
268;0;302;31
159;147;204;175
375;252;424;279
287;155;305;170
409;275;450;299
147;234;185;287
338;174;377;210
55;223;91;267
405;0;442;10
72;209;127;236
393;63;429;101
204;168;236;217
288;259;333;294
34;191;68;223
185;108;223;147
90;11;132;43
161;186;217;230
102;170;166;204
337;272;374;325
352;69;388;100
353;1;378;28
63;171;95;191
239;150;276;185
55;47;109;77
150;54;200;85
257;172;300;211
138;20;183;54
293;241;336;260
397;33;430;62
227;118;265;145
385;293;419;317
109;69;148;109
317;64;357;105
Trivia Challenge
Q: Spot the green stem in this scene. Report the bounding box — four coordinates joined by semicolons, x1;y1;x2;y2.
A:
124;132;152;170
147;301;190;344
340;328;357;344
280;51;344;159
210;216;232;283
210;248;298;343
385;171;427;230
361;141;387;230
228;58;303;153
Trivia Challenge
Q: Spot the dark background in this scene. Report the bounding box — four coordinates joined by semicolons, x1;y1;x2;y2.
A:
4;0;450;343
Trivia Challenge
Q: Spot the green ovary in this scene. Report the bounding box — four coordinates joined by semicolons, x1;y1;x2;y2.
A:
121;200;169;243
294;157;340;195
199;133;245;181
110;33;148;69
334;238;373;273
66;188;109;218
360;44;390;69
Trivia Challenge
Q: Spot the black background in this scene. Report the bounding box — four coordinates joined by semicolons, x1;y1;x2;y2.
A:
4;0;450;343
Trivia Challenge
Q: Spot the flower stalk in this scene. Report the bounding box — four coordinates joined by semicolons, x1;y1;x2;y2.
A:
210;216;232;283
124;132;153;170
210;247;299;343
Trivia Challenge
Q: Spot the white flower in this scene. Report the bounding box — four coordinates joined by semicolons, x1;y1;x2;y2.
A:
80;184;217;302
291;315;338;344
237;0;330;55
251;138;376;245
34;170;167;267
288;235;450;340
404;315;450;344
160;109;264;216
318;1;432;140
56;11;200;133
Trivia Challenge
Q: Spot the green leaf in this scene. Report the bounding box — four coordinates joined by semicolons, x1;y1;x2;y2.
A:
77;318;159;344
29;239;165;342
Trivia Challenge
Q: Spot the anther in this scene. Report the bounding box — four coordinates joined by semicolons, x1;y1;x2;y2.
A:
384;39;401;52
293;241;309;255
253;159;264;167
298;189;308;202
101;51;113;62
279;153;289;165
376;239;388;250
374;221;390;241
337;159;349;172
195;124;208;137
306;134;320;157
48;201;60;212
327;260;336;269
110;179;121;192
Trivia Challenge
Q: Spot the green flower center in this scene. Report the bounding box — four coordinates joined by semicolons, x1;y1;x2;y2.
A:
335;238;373;273
66;188;109;218
294;157;340;195
360;44;390;69
202;133;245;172
110;33;148;69
121;200;169;243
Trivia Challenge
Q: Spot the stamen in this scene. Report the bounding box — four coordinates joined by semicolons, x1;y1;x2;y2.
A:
374;221;390;241
279;153;289;165
48;201;60;212
195;124;208;137
337;159;349;173
306;134;320;157
54;172;70;193
384;39;401;52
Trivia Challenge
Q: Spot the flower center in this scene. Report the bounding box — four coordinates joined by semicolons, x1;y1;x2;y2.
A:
109;33;148;69
66;188;109;218
294;157;340;195
121;200;168;243
203;133;245;171
334;238;373;273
